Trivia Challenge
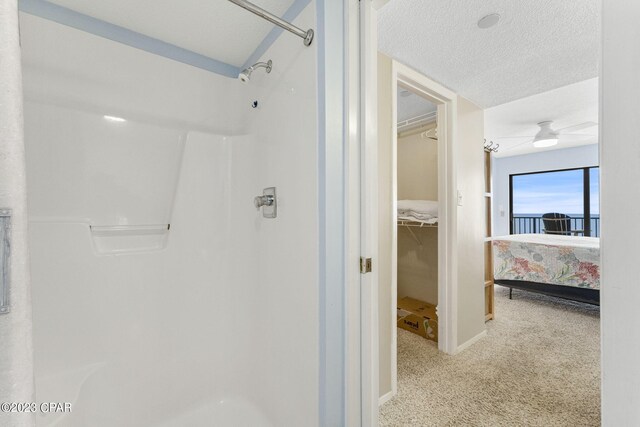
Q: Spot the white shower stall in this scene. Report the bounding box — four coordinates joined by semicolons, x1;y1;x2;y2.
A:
17;1;327;425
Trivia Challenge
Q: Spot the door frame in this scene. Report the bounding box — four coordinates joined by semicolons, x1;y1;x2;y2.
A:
357;0;380;425
386;61;459;400
351;0;461;422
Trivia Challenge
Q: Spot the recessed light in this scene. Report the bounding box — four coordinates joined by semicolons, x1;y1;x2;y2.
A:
478;13;500;29
103;115;126;123
400;90;411;97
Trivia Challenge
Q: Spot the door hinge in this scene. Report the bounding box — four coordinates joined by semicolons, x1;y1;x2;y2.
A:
360;257;372;274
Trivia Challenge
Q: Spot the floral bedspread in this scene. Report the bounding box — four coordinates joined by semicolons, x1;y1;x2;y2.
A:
493;234;600;290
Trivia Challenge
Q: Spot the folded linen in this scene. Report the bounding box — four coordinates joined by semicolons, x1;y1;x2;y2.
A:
397;200;438;219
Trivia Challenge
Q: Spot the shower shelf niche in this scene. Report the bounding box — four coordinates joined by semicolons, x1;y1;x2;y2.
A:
90;224;170;255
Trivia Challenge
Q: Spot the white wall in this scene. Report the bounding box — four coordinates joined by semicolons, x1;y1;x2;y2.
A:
28;132;261;426
243;5;319;424
601;1;640;425
0;2;35;426
492;144;599;236
21;4;318;426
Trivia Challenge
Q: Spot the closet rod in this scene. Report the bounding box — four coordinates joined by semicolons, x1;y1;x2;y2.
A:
227;0;314;46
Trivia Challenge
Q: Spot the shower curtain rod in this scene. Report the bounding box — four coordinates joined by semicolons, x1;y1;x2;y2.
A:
227;0;314;46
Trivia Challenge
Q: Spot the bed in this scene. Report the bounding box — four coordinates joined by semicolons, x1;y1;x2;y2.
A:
492;234;600;305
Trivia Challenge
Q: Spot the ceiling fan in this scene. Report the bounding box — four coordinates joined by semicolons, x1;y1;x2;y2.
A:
496;121;598;150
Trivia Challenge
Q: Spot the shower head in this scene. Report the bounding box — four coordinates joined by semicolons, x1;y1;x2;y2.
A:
238;60;272;83
238;70;251;83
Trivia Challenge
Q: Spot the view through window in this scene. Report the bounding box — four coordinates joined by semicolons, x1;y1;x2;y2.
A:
510;167;600;237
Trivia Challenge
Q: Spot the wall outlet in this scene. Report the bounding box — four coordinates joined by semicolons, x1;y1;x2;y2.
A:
457;190;463;206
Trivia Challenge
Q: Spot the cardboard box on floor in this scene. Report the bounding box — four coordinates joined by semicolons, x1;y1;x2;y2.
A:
397;297;438;343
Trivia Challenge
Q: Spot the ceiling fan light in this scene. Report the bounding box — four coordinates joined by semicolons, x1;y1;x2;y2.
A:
533;138;558;148
532;121;559;148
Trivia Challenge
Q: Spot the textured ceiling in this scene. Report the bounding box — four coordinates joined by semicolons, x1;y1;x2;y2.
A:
47;0;296;67
378;0;600;107
485;78;598;158
397;87;437;123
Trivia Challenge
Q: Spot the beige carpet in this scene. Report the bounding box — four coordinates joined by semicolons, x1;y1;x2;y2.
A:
380;285;601;426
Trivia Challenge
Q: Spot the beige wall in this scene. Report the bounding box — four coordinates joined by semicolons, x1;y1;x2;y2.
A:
397;227;438;304
377;52;393;399
455;97;486;346
397;128;438;200
396;129;439;304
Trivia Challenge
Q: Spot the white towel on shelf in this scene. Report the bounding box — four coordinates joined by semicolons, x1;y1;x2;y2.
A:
397;200;438;220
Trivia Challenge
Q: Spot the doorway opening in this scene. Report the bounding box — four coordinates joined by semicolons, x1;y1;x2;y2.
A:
377;57;459;406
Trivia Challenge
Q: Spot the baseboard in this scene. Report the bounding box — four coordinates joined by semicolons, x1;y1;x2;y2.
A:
455;329;487;354
378;390;395;406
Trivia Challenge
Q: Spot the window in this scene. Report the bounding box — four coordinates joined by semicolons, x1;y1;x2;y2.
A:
589;167;600;236
509;167;599;237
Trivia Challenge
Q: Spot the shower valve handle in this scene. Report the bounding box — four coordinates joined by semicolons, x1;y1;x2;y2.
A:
254;194;274;209
254;187;277;219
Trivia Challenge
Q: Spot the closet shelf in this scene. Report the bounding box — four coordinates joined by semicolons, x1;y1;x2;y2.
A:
397;219;438;228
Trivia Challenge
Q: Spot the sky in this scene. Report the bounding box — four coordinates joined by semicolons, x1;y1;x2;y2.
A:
513;168;599;215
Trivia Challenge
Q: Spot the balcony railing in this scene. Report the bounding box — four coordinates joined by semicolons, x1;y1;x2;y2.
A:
511;215;600;237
